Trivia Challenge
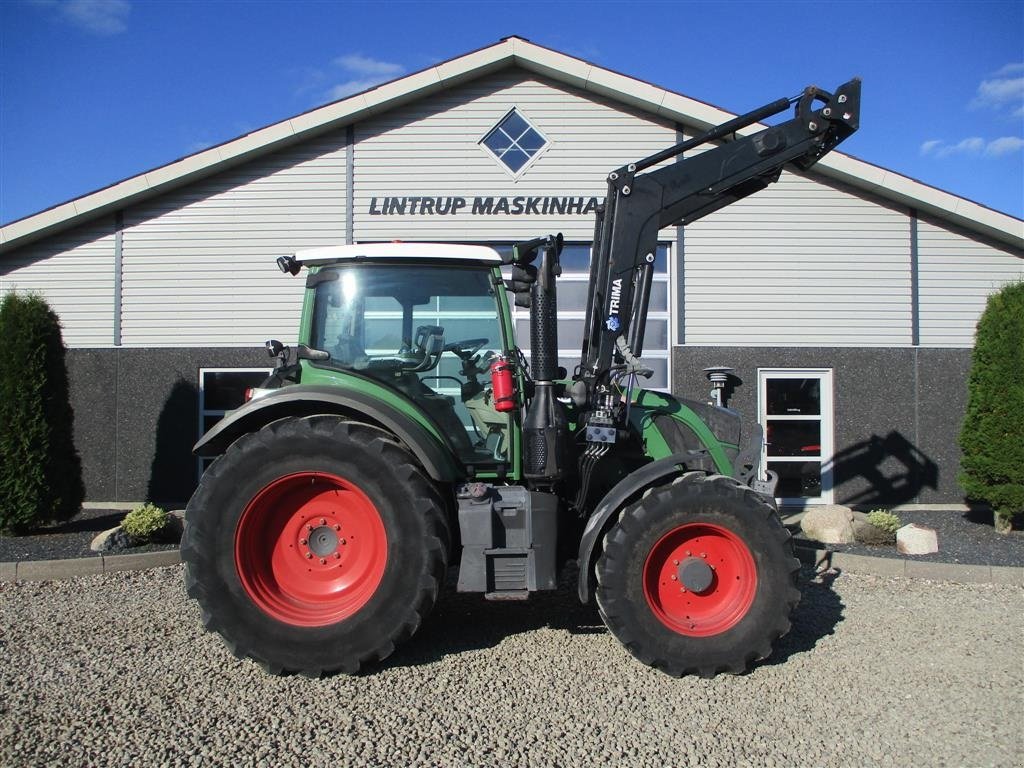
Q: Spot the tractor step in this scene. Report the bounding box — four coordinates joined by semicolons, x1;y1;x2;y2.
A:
484;590;530;601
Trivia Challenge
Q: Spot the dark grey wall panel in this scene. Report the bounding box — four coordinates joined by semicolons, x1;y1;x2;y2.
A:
916;348;972;504
66;347;267;504
115;348;268;503
672;346;968;506
64;344;973;507
66;349;118;501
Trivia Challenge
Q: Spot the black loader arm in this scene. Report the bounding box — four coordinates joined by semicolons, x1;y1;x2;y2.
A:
577;78;861;402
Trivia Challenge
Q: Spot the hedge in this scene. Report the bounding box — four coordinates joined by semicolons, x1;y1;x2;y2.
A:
0;292;84;534
958;281;1024;531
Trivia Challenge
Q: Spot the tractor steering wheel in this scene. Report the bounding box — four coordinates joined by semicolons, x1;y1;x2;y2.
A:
443;338;489;358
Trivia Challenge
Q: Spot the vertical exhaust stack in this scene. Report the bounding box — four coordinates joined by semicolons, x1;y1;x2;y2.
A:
522;237;569;481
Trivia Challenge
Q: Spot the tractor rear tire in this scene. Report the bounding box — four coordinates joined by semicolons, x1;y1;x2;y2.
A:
595;473;800;678
181;415;449;676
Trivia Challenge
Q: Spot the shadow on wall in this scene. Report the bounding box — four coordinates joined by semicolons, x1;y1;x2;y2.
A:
829;431;938;507
147;378;199;507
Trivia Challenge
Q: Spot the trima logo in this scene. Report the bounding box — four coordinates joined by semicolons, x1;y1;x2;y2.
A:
606;278;623;331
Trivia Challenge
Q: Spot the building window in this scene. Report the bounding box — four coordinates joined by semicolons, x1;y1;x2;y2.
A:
504;242;672;391
480;109;548;175
197;368;271;476
758;369;834;505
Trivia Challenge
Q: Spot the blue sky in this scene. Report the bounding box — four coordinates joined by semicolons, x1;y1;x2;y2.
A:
1;0;1022;225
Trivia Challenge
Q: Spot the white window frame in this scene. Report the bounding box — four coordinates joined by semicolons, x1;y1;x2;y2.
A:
477;107;552;180
757;368;834;506
197;367;272;478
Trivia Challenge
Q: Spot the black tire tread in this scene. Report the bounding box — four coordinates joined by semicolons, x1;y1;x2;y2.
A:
182;415;449;676
595;473;800;678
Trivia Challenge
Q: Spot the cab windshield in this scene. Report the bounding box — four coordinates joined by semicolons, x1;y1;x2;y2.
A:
309;263;510;465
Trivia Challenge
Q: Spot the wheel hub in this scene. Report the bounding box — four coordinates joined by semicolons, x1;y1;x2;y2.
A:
307;525;339;558
677;556;714;593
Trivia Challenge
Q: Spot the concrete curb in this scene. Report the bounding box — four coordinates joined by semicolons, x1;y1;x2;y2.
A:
1;544;1021;585
0;549;181;582
794;545;1024;585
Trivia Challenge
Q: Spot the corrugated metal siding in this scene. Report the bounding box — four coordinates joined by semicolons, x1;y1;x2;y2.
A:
0;219;116;347
121;132;347;347
683;171;913;346
353;71;675;242
917;219;1024;347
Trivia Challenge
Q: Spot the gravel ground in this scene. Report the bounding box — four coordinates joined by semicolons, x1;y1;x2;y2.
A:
1;565;1021;767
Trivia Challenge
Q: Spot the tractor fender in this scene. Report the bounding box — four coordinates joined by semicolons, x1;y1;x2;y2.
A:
193;385;462;482
576;451;718;604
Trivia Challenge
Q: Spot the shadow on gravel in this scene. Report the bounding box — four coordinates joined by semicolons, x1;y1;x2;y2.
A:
378;563;846;674
376;567;605;672
763;566;845;668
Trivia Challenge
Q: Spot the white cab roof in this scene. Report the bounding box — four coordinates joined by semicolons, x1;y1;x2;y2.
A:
293;242;503;266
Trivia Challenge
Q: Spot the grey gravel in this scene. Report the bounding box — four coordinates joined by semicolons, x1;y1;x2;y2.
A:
1;565;1021;767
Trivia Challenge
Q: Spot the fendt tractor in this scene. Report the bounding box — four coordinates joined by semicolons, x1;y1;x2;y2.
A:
183;79;861;677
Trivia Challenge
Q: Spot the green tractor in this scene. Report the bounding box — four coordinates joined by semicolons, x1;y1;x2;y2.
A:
182;79;860;677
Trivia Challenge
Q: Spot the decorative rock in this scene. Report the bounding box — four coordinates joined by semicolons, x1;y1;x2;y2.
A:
800;505;855;544
89;527;118;553
850;511;896;545
896;523;939;555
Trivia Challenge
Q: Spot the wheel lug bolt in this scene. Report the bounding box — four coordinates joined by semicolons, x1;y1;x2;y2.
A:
701;553;707;558
670;575;677;581
300;539;307;546
306;524;313;531
319;558;326;565
685;551;691;556
341;538;347;545
334;553;340;559
334;524;340;531
680;587;686;593
305;553;312;559
319;518;326;525
672;559;679;566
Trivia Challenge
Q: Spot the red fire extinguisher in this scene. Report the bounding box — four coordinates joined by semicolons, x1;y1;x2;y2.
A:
489;356;517;412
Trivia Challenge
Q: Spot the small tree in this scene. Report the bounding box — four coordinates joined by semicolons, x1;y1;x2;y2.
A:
958;281;1024;532
0;292;84;534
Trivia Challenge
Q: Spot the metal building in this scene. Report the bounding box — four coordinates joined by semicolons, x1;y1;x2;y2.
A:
1;37;1021;508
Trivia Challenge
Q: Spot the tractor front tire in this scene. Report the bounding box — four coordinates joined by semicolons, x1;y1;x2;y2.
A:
595;473;800;678
181;415;448;676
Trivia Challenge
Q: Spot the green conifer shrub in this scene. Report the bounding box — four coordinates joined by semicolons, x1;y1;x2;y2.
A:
121;503;169;539
958;281;1024;532
0;292;84;534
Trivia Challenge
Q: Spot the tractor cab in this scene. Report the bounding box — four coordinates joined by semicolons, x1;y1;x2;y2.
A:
293;244;516;467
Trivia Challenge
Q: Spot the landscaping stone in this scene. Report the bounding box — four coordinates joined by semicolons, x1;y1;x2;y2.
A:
800;505;855;544
90;527;117;553
897;523;939;555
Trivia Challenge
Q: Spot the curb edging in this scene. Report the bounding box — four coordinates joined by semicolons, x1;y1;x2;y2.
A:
1;549;182;582
794;545;1024;585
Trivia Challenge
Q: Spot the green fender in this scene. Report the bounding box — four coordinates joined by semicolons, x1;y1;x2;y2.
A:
193;385;462;483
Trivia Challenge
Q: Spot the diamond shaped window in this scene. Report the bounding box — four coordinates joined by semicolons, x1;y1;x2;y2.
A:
481;109;547;174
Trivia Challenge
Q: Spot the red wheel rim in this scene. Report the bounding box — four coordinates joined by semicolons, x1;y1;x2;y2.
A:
643;523;757;637
234;472;387;626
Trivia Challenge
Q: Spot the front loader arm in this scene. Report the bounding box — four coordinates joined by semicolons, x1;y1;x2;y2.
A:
578;79;861;399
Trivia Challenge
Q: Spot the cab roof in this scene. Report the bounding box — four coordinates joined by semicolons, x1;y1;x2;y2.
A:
293;243;503;266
